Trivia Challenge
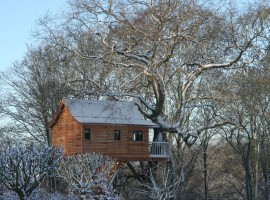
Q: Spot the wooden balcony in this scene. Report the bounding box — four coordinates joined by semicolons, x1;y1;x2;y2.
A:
149;142;171;159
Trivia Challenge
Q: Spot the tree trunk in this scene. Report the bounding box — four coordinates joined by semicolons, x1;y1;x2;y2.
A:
245;163;254;200
252;133;259;200
169;151;177;200
148;128;162;179
203;141;208;200
267;172;270;200
153;128;163;142
16;191;24;200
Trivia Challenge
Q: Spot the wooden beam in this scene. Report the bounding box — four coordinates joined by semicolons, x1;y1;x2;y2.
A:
125;161;143;184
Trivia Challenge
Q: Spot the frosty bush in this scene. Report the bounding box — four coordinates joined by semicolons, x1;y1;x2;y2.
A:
0;143;62;200
0;189;78;200
57;153;118;200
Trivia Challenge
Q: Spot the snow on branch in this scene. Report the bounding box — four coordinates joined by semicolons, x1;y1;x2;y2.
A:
0;143;62;199
136;163;183;200
57;153;118;200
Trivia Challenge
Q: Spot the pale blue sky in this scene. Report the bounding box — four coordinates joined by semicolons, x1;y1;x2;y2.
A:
0;0;67;72
0;0;257;73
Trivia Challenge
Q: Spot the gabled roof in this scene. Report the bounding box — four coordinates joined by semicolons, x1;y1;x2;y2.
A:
49;99;158;127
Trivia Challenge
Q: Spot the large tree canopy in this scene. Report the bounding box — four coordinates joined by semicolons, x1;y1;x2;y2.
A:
35;0;270;145
1;0;270;199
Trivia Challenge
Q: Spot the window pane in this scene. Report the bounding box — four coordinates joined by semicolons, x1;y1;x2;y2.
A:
133;131;143;141
84;129;91;140
114;130;120;140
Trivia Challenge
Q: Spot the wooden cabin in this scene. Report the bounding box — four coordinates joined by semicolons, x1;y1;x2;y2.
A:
49;99;171;161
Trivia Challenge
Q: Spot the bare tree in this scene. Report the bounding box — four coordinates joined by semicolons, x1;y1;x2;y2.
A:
57;153;117;200
258;53;270;200
35;0;270;146
135;163;182;200
214;65;270;200
0;45;73;145
1;0;269;198
0;143;62;200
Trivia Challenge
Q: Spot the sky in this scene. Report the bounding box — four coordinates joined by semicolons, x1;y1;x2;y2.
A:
0;0;258;74
0;0;67;72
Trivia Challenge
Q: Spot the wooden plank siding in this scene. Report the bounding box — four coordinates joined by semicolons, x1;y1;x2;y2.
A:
51;107;67;152
51;105;152;161
81;125;150;161
51;106;82;155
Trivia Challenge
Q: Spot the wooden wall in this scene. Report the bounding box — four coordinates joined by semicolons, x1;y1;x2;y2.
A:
51;105;151;160
82;125;150;161
51;106;82;155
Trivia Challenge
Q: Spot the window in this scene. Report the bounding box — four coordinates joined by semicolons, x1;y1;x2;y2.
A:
84;129;91;140
114;130;121;140
133;131;143;141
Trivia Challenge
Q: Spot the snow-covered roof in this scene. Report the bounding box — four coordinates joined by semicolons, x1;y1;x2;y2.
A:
64;99;158;127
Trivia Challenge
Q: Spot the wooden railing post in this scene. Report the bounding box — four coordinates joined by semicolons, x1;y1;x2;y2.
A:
149;142;171;158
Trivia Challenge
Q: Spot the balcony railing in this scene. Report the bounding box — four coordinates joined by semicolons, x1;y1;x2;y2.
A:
149;142;171;159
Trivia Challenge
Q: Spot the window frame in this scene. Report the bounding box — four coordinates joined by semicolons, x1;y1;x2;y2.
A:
84;128;91;140
114;130;121;140
133;131;144;141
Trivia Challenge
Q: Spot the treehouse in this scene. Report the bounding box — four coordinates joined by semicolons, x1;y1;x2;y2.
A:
49;99;171;161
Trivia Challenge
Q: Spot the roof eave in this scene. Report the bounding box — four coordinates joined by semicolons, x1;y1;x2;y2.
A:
48;100;65;128
80;122;159;128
